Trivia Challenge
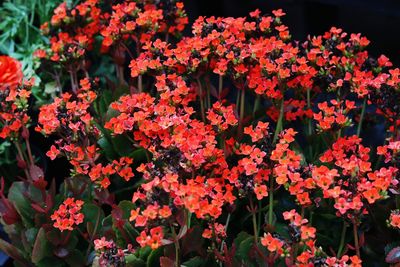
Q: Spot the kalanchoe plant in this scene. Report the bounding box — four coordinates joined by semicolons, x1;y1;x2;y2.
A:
1;1;400;266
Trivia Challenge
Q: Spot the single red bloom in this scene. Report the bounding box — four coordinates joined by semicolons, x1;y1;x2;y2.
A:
0;56;23;91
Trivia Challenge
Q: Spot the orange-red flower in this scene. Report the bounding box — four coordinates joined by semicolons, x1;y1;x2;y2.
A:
0;56;23;91
50;198;84;232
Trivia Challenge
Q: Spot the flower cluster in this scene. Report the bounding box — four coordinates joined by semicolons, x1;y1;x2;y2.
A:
101;1;187;48
0;81;32;139
318;136;395;220
50;197;84;231
37;78;134;188
261;210;362;266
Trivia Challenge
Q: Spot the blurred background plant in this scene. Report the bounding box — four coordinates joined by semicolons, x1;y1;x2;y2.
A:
0;0;64;103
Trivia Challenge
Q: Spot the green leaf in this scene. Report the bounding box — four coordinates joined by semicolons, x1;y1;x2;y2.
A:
98;136;118;160
64;250;85;267
233;231;251;248
0;238;32;266
36;257;65;267
146;247;164;267
44;81;60;95
236;236;256;266
137;246;152;261
8;182;33;227
274;222;290;239
118;200;136;220
181;256;207;267
81;203;104;242
25;228;38;244
129;148;148;162
32;228;51;264
112;135;135;157
81;203;105;227
126;254;146;267
318;213;339;220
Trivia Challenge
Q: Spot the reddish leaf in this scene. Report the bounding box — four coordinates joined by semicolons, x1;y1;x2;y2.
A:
29;165;44;181
182;226;205;256
386;247;400;264
159;256;175;267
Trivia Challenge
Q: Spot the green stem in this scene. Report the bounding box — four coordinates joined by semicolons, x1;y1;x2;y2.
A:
337;129;342;139
337;221;347;257
268;177;274;226
206;81;211;110
197;78;206;122
257;200;262;235
218;75;223;97
307;88;312;135
136;45;142;92
239;88;246;134
85;208;101;259
220;213;231;252
357;98;367;137
172;227;180;267
307;88;313;158
396;195;400;210
236;90;240;113
249;197;258;243
273;99;284;144
116;64;125;86
353;223;360;258
187;210;192;229
253;95;260;116
69;70;78;93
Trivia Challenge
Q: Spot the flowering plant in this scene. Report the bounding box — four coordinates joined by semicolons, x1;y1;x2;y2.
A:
1;1;400;266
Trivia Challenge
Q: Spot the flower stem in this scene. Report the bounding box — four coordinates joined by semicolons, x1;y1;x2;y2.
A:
307;88;313;158
69;70;78;94
357;98;367;137
268;177;274;226
220;213;231;252
249;197;258;243
218;75;223;97
172;227;180;267
239;88;246;135
273;98;284;144
14;142;30;181
197;78;206;122
353;222;360;258
136;45;142;92
253;95;260;116
25;138;34;166
337;221;347;257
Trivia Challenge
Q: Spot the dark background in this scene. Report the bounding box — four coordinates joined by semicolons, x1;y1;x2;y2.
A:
183;0;400;65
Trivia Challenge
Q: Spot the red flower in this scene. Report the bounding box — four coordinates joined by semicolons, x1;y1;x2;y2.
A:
388;210;400;229
0;56;23;91
261;233;285;254
51;198;84;232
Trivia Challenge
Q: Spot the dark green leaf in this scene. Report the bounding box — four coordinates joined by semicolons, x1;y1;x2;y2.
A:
126;254;146;267
146;247;164;267
32;228;50;264
181;256;207;267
